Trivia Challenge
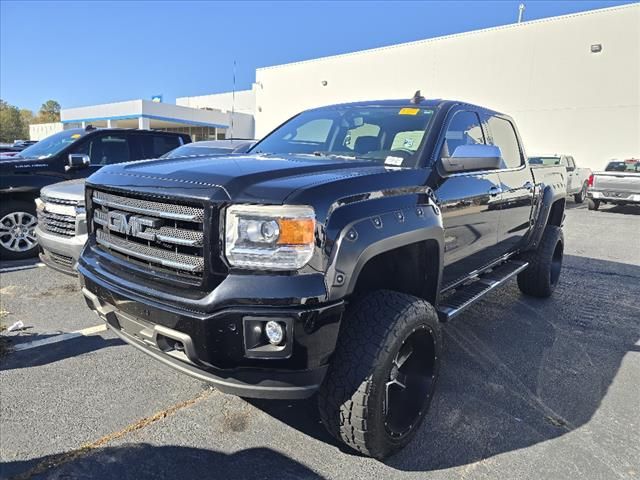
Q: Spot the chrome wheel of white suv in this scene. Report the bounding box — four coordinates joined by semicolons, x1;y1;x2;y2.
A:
0;207;38;259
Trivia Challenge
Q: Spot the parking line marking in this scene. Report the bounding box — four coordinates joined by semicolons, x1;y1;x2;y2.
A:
10;324;107;352
0;262;46;273
74;324;108;336
12;332;82;352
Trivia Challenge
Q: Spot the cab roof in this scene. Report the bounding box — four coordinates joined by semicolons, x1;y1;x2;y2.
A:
314;98;502;116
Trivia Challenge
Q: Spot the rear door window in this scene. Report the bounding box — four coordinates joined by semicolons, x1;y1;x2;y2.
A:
77;134;131;165
151;135;181;157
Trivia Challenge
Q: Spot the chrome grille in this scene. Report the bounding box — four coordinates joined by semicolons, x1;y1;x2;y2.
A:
38;211;76;237
50;252;74;269
40;195;81;206
93;190;204;222
91;190;206;278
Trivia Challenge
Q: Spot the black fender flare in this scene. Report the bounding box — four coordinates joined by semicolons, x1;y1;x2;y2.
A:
524;184;566;251
324;197;444;302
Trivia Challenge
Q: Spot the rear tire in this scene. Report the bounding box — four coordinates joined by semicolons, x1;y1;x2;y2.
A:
587;199;600;211
0;200;39;260
318;290;442;459
517;225;563;298
573;182;587;203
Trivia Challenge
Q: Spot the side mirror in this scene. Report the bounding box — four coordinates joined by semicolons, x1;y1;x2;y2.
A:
66;154;90;171
440;144;502;173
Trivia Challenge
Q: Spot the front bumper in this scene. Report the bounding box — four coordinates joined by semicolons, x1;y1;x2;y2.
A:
35;219;87;276
588;190;640;204
79;261;344;400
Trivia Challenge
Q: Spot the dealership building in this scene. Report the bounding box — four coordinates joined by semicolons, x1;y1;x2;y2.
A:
30;4;638;170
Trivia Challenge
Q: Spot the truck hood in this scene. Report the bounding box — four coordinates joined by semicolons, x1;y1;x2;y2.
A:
0;155;54;172
87;153;408;204
40;178;86;204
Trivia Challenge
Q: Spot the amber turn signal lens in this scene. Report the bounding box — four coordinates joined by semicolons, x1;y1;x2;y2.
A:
277;218;315;245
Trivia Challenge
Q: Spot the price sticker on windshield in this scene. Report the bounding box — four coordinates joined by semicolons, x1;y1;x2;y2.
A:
399;108;420;115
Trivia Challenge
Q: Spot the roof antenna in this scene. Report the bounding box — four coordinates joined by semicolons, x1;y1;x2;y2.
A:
518;3;526;23
230;60;236;140
411;90;424;104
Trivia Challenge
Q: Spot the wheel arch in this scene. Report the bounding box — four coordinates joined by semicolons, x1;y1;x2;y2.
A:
523;184;566;251
325;203;444;304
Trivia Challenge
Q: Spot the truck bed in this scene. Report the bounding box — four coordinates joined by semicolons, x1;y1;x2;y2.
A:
590;171;640;194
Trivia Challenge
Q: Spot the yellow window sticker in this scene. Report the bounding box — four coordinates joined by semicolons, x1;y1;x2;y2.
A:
399;108;420;115
70;134;82;139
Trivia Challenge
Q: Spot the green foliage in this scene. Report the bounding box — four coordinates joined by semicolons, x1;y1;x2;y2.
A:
37;100;61;123
0;99;62;142
0;99;26;142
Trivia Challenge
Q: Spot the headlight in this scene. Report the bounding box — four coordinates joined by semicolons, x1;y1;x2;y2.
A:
225;205;315;270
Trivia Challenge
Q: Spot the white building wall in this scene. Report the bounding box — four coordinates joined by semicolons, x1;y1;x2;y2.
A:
176;89;256;115
29;122;64;140
254;4;639;171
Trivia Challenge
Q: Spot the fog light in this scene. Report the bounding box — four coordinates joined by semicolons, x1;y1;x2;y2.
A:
265;321;284;345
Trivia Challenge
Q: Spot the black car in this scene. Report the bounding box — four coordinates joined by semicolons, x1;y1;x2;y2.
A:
0;127;191;259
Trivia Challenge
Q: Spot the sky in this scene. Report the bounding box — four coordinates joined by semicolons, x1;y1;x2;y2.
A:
0;0;636;112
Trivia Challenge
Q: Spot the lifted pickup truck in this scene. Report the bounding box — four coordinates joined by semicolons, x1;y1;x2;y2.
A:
587;159;640;210
0;127;190;260
78;97;567;459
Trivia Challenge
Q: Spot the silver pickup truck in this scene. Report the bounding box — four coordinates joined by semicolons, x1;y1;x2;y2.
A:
529;154;592;203
587;159;640;210
35;179;86;275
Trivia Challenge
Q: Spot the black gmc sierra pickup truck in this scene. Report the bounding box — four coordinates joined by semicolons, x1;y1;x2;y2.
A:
78;96;567;459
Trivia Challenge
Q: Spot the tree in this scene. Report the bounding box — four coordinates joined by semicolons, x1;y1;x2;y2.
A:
19;109;34;139
0;99;25;143
37;100;61;123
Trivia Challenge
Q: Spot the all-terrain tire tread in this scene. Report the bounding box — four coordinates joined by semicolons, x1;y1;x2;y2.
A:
317;290;440;459
517;225;563;298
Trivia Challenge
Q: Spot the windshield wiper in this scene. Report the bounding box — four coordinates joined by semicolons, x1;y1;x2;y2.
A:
312;151;357;159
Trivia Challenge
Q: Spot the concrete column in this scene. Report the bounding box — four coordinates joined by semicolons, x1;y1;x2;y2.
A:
106;119;118;128
138;117;150;130
81;121;87;129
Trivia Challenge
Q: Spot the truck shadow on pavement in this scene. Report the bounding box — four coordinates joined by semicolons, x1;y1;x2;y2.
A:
251;255;640;472
0;333;123;371
1;444;328;480
593;204;640;216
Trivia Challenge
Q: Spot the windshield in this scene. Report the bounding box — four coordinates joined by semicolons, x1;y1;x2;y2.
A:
605;161;640;172
18;130;86;159
528;156;561;166
251;106;435;168
162;145;235;158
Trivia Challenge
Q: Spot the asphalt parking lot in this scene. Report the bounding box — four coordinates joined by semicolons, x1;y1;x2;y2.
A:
1;203;639;480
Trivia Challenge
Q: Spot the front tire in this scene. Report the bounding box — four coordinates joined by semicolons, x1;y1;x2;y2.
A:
587;199;600;210
318;290;442;459
517;225;563;298
0;200;39;260
574;182;587;203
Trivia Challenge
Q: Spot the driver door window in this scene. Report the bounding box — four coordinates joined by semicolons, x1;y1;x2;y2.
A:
441;111;485;158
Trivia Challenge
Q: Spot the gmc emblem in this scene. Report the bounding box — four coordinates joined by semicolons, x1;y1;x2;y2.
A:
106;210;163;241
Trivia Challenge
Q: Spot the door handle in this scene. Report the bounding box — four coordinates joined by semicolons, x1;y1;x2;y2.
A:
488;186;502;197
523;181;534;191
